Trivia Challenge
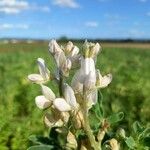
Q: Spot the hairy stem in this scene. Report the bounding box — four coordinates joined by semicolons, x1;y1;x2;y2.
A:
82;88;101;150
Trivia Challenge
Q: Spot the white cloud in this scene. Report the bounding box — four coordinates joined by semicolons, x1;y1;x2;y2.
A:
85;21;99;27
0;0;28;14
53;0;79;8
0;0;50;14
0;23;29;29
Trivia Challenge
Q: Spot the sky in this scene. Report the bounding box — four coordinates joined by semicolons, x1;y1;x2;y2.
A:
0;0;150;39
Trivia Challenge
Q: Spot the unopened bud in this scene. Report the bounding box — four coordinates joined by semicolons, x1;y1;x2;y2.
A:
65;41;74;53
80;145;88;150
74;111;84;129
117;128;126;139
67;131;77;149
109;138;120;150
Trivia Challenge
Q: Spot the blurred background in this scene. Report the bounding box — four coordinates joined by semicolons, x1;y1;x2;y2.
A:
0;0;150;149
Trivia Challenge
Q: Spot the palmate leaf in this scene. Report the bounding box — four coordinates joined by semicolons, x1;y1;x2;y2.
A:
27;145;53;150
107;112;124;124
132;121;144;134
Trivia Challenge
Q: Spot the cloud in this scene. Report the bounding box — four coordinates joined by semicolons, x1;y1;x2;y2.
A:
0;23;29;29
85;21;99;27
53;0;79;8
0;0;50;14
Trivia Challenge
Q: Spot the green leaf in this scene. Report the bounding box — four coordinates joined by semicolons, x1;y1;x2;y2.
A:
125;136;136;149
107;112;124;124
28;135;51;145
132;121;144;134
27;145;53;150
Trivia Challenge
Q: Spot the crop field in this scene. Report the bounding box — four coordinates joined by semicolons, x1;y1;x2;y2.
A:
0;41;150;149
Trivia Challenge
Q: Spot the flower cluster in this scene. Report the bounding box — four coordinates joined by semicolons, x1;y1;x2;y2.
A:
28;40;113;150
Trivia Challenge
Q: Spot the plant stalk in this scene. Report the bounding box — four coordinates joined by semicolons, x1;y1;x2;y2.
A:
82;88;101;150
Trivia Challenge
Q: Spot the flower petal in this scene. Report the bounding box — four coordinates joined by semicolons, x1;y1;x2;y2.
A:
54;51;66;68
64;84;77;109
84;71;96;90
35;95;51;109
28;74;44;83
44;113;63;128
81;57;95;76
53;98;71;111
100;74;112;88
48;39;62;54
37;58;50;80
70;46;79;57
41;85;56;101
86;89;98;108
65;41;73;53
71;70;83;93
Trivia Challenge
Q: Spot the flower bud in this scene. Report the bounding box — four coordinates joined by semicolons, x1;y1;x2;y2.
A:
35;95;51;109
117;128;126;139
109;138;120;150
37;58;50;80
65;41;74;54
67;131;77;149
73;111;84;129
53;98;72;112
49;39;62;54
41;85;55;101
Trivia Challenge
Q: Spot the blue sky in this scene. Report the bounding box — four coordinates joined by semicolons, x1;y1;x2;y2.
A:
0;0;150;39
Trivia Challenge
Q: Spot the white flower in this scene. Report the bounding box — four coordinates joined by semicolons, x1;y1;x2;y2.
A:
28;58;50;84
53;98;72;111
35;85;55;109
53;84;78;112
86;89;98;108
54;50;72;77
71;57;96;92
63;84;77;109
44;112;64;128
65;41;74;53
71;70;83;93
83;41;101;58
49;39;63;54
96;69;112;88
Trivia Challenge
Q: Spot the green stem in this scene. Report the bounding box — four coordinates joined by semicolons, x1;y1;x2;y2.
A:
82;88;101;150
59;70;63;97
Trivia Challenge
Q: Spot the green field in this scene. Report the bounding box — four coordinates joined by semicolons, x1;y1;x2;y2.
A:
0;42;150;149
